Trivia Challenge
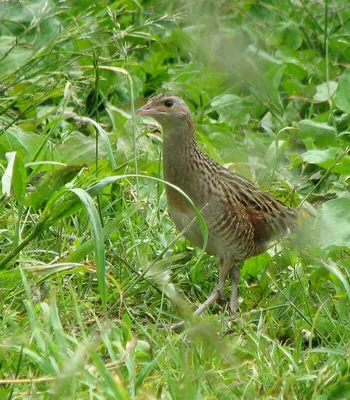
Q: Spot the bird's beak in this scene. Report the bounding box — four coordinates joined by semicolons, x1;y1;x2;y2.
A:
136;102;154;116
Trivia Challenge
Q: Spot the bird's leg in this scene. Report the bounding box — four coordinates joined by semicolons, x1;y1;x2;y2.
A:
229;265;240;315
170;284;224;329
193;256;232;316
192;288;220;316
170;257;233;330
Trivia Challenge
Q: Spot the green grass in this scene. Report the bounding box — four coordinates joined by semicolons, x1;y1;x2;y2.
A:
0;0;350;398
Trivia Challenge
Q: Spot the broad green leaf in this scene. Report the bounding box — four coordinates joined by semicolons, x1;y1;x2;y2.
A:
325;382;350;400
1;152;27;203
211;94;242;109
62;113;116;169
25;164;86;209
301;148;337;164
321;260;350;302
284;61;308;80
282;78;305;96
298;120;337;148
313;82;337;102
301;148;350;175
262;64;286;115
42;191;86;227
0;36;33;75
316;198;350;248
12;152;26;203
0;127;45;161
209;94;249;127
56;134;107;165
271;22;302;49
335;69;350;114
241;252;271;279
1;152;15;196
265;64;286;91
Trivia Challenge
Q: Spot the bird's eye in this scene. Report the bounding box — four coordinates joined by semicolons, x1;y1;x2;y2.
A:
164;99;173;108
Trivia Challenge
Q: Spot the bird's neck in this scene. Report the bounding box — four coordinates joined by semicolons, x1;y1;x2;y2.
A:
162;118;201;181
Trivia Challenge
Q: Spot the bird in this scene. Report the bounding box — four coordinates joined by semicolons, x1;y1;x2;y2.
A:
136;94;299;327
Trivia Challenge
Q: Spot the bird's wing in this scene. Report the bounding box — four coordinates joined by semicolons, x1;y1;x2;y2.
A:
217;167;299;244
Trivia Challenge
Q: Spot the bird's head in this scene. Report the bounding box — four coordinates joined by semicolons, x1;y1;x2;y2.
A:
136;94;192;129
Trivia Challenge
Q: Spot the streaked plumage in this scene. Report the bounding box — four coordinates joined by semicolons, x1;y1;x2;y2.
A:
136;94;298;328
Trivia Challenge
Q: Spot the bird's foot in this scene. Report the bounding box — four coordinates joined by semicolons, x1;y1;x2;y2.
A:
218;289;226;302
230;310;238;323
217;293;227;309
229;301;238;318
169;285;223;330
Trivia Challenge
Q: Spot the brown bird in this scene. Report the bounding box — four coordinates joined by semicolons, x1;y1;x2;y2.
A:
136;94;298;327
